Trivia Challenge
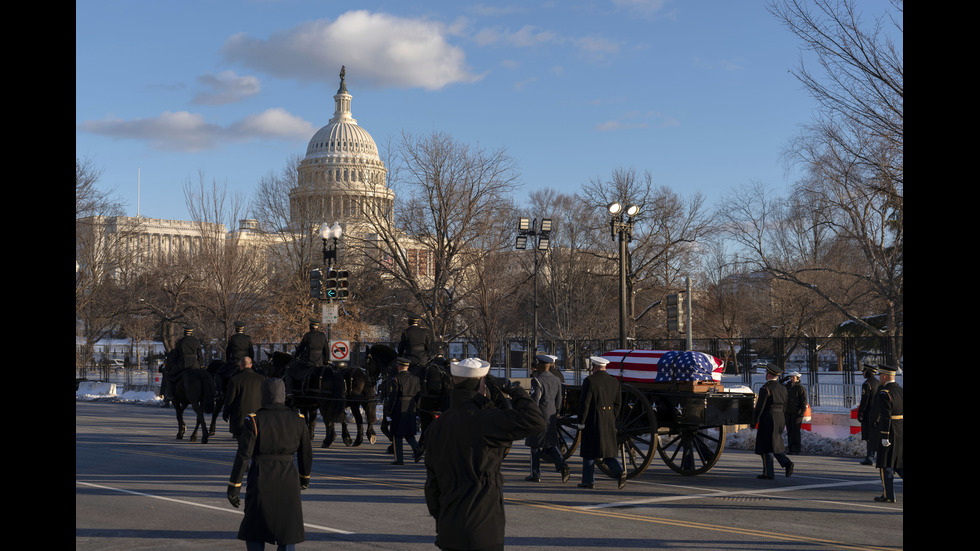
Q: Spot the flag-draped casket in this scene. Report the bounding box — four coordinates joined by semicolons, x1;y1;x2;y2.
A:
601;350;724;386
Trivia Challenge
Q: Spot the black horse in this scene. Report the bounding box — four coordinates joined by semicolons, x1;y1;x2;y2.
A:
336;344;394;447
206;359;239;436
368;344;400;444
172;365;217;444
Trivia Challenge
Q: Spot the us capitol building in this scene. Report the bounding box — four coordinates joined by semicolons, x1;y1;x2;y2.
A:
81;68;414;273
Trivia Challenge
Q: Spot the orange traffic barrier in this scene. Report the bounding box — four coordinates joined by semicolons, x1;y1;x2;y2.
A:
802;404;812;431
849;406;862;434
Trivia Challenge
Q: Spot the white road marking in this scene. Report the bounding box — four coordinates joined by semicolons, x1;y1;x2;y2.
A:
76;481;355;535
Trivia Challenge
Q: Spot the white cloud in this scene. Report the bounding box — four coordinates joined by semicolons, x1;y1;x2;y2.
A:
221;10;483;90
191;71;261;105
78;108;314;152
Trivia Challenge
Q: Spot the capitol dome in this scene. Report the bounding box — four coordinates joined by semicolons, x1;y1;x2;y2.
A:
291;67;392;230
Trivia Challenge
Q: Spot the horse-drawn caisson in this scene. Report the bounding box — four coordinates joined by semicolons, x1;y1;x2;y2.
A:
555;350;756;478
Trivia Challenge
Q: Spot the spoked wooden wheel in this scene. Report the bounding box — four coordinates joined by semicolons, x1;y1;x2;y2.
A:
657;425;727;476
557;419;582;460
597;384;658;479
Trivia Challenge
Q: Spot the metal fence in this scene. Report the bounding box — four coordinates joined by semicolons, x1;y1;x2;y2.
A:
76;335;901;411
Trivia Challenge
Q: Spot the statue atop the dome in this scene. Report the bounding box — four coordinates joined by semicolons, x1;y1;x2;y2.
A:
338;65;347;93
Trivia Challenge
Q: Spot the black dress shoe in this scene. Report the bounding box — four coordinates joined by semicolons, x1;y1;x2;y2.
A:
391;460;404;465
785;462;795;478
577;483;594;489
757;474;774;479
618;473;627;490
525;475;541;482
561;465;570;484
860;459;873;465
413;448;423;463
874;496;895;503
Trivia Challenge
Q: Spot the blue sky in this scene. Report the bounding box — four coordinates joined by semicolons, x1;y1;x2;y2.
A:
76;0;872;223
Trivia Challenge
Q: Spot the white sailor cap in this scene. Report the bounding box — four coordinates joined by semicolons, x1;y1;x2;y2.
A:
589;356;610;368
536;354;558;364
451;357;491;378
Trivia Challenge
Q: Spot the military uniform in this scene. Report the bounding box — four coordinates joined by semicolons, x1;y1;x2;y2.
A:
525;355;569;483
286;321;330;396
857;365;881;465
225;321;254;365
385;358;422;464
783;372;808;454
398;316;431;367
222;365;266;439
228;379;313;547
164;326;205;401
423;358;545;551
577;357;626;489
874;365;903;503
753;364;795;479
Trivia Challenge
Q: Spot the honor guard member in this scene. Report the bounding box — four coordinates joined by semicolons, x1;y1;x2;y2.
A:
226;321;255;366
222;357;266;441
783;371;808;454
285;319;330;398
525;354;571;483
385;357;423;465
164;325;205;404
423;358;545;551
294;319;329;366
857;363;881;465
873;364;903;503
398;314;431;368
577;356;627;490
753;364;795;479
227;378;313;549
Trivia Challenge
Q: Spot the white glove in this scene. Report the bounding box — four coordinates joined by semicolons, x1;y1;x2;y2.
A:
576;424;585;430
880;438;890;447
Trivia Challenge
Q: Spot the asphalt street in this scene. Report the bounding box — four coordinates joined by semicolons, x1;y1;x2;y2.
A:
76;401;903;550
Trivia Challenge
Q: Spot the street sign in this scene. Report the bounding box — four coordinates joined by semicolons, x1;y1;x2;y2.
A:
330;340;350;362
322;303;339;325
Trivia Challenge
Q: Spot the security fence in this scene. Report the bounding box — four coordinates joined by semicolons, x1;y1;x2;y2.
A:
77;335;901;412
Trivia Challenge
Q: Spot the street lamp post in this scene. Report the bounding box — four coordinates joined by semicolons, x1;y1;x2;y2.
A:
516;216;552;373
608;202;639;350
318;221;343;340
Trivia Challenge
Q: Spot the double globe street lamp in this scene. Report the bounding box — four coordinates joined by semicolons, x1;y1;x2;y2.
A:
608;202;639;349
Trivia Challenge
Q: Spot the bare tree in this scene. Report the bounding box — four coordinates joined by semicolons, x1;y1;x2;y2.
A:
355;130;522;344
75;158;134;373
183;172;265;351
581;168;715;340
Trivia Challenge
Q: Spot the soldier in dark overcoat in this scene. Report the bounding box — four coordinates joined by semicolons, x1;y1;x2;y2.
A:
423;357;545;551
163;325;205;403
294;319;329;366
385;357;422;464
753;364;795;479
222;357;266;440
525;354;570;483
285;320;330;397
227;378;312;548
857;364;881;465
226;321;254;365
577;356;626;489
783;371;808;454
873;364;903;503
397;314;431;368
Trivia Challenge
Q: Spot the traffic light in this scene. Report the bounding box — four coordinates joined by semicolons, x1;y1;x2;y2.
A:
309;268;323;299
323;269;339;300
666;293;684;332
335;270;349;299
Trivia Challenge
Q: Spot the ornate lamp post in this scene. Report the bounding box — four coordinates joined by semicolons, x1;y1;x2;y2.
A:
516;217;552;371
608;202;639;350
320;221;343;270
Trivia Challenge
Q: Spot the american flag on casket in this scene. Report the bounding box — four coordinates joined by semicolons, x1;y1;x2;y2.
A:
602;350;724;384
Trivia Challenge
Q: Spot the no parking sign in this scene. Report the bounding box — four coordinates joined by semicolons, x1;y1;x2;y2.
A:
330;340;351;362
